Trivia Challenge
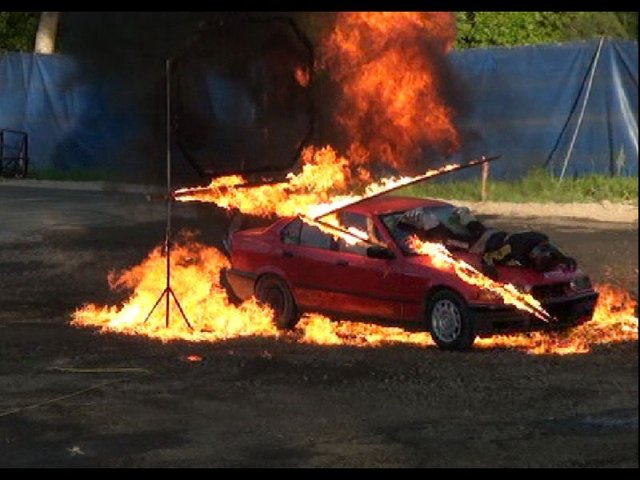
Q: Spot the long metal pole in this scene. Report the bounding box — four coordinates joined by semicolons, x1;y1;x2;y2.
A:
141;57;192;330
165;58;172;328
558;37;604;181
172;157;502;204
315;155;501;220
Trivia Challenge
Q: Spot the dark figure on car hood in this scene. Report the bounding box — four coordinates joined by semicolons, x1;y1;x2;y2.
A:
396;206;577;277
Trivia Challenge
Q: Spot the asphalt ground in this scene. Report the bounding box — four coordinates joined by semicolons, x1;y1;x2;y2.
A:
0;185;637;467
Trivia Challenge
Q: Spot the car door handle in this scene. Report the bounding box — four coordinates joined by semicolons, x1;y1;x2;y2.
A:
282;250;294;258
336;260;349;267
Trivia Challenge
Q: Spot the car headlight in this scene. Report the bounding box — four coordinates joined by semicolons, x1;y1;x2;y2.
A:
570;275;592;290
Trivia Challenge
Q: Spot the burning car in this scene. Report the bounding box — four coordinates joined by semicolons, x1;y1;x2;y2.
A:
225;196;599;350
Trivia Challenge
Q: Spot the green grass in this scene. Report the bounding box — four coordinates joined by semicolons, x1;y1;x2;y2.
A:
23;166;640;204
398;168;638;204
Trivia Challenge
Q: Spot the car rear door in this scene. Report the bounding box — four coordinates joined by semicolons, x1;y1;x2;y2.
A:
277;218;345;311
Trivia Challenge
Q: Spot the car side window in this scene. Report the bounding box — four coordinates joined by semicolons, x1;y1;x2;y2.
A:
281;218;302;245
299;223;334;250
336;211;374;256
369;224;385;246
381;212;416;254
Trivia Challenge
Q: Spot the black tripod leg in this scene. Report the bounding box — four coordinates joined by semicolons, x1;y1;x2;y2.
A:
142;288;168;324
170;289;193;330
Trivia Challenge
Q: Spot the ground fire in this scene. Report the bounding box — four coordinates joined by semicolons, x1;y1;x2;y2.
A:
72;12;637;355
72;233;637;355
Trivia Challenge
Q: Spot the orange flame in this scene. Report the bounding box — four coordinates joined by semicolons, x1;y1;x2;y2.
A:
72;236;636;355
174;145;463;220
174;146;351;218
321;12;459;171
72;13;636;356
294;66;311;87
72;234;279;343
407;236;551;321
476;284;638;354
301;214;370;246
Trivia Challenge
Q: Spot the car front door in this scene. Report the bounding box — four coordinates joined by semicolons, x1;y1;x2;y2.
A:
327;212;405;320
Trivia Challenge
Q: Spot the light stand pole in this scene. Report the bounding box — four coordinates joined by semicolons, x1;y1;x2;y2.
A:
142;58;193;330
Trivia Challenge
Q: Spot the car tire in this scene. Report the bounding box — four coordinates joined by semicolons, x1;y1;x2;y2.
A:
255;274;299;330
219;268;241;305
426;290;476;350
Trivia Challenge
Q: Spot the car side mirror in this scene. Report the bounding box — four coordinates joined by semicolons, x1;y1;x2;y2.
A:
366;245;395;260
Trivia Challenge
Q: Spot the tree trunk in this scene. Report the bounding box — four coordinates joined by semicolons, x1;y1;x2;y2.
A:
34;12;60;54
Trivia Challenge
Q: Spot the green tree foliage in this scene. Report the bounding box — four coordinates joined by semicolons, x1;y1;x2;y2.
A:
456;12;638;49
1;12;637;54
0;12;39;52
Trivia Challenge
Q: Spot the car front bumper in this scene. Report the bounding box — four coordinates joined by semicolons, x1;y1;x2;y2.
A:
470;291;599;335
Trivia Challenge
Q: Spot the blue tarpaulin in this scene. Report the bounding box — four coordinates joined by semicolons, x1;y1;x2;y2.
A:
0;38;637;179
448;38;638;179
0;53;143;175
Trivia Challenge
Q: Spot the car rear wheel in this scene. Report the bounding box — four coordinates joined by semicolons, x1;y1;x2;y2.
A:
255;275;299;330
219;268;241;305
427;290;476;350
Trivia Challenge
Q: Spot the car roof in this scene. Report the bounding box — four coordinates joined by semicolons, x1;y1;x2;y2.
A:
345;195;454;216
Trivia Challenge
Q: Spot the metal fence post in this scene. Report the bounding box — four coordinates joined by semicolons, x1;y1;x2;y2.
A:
481;161;490;201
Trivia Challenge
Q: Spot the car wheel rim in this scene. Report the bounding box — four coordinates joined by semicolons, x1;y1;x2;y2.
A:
431;299;462;343
264;287;285;317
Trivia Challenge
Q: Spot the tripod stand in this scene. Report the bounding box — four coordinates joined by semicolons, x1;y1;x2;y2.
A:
142;58;192;330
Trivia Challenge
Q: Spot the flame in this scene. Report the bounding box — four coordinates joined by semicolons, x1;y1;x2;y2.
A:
321;12;459;171
298;284;637;353
73;13;636;357
73;237;636;354
174;145;464;220
407;236;551;321
301;214;370;246
297;313;433;346
70;232;432;346
72;233;280;343
294;66;310;87
476;284;638;354
174;146;351;218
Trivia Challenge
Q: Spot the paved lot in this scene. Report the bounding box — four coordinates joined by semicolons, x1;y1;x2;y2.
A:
0;185;637;467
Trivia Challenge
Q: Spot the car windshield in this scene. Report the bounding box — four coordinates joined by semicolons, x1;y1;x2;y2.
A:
380;205;472;255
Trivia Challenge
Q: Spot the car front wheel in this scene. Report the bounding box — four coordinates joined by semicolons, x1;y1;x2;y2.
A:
427;290;476;350
255;274;300;330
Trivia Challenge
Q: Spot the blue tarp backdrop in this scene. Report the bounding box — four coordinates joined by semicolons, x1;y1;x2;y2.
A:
448;38;638;179
0;53;143;175
0;38;637;180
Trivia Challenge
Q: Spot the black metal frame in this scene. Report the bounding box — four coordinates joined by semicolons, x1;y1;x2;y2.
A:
0;129;29;178
171;15;315;179
142;59;192;331
140;16;317;329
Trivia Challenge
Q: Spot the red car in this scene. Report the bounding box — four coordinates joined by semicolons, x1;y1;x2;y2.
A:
226;196;599;350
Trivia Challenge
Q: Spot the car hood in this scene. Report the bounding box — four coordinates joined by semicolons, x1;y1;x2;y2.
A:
406;251;585;287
